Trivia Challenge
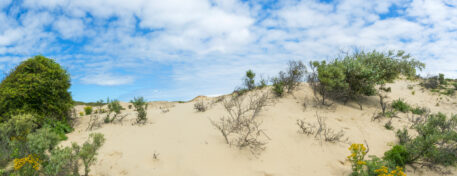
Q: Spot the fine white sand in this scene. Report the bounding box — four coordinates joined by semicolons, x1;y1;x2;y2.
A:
66;80;457;176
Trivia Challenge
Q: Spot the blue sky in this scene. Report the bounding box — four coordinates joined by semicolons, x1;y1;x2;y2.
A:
0;0;456;102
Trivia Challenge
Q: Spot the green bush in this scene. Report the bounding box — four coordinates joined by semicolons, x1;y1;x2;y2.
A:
391;99;410;113
84;106;93;115
0;55;72;124
130;97;148;124
400;113;457;166
439;73;446;85
105;98;124;123
383;145;410;167
271;77;284;97
244;70;256;91
312;50;424;109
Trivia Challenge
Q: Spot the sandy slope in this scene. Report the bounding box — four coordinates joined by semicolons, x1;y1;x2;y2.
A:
66;80;457;176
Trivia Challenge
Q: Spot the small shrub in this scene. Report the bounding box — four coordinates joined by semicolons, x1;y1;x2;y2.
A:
210;92;270;155
84;106;93;115
128;105;132;109
130;97;148;124
297;113;345;143
444;89;455;96
383;145;410;167
422;76;439;89
391;99;410;113
271;77;284;97
193;100;207;112
384;121;393;130
79;112;84;116
244;70;256;91
105;98;125;123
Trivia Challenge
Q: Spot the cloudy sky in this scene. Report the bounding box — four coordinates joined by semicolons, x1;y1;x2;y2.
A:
0;0;456;102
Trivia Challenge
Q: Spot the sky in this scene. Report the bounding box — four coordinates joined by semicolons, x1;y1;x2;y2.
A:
0;0;456;102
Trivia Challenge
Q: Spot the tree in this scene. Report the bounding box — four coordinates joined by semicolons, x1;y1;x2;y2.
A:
316;60;347;105
0;55;72;124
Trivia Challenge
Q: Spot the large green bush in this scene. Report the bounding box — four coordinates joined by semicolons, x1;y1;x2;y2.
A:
312;50;424;110
0;55;72;124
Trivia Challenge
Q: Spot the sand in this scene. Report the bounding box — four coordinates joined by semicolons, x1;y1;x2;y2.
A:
66;80;457;176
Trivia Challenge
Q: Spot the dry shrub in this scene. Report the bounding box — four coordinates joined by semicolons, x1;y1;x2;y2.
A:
297;112;346;143
194;100;208;112
210;91;271;155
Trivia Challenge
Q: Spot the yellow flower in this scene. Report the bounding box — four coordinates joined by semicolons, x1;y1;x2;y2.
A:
357;160;366;165
13;154;41;171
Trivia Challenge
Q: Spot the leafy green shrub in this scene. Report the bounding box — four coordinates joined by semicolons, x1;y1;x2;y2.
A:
130;97;148;124
105;98;124;123
0;55;72;124
404;113;457;166
79;133;105;176
128;105;132;109
244;70;256;91
391;99;410;113
271;77;284;97
312;50;424;110
384;121;393;130
383;145;410;167
79;112;84;116
84;106;93;115
43;120;73;140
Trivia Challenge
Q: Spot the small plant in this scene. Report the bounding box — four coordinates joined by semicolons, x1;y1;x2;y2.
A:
79;112;84;116
210;92;270;155
193;100;207;112
384;121;393;130
84;106;93;115
244;70;256;91
383;145;410;167
410;106;427;115
271;77;284;97
105;98;125;123
391;99;410;113
128;104;132;109
407;85;414;90
297;113;346;143
131;97;148;124
348;143;368;175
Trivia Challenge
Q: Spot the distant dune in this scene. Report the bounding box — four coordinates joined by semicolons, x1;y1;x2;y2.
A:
66;80;457;176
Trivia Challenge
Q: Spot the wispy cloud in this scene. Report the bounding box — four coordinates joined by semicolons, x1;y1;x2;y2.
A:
80;73;135;86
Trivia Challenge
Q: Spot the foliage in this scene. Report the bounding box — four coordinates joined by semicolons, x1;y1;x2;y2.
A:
105;98;124;123
84;106;93;115
210;92;270;155
391;99;410;113
282;60;307;92
347;143;406;176
130;97;148;124
271;77;285;97
312;50;424;109
79;133;105;176
383;145;410;167
194;100;207;112
0;55;72;124
43;119;73;140
438;73;446;85
244;70;256;91
403;113;457;166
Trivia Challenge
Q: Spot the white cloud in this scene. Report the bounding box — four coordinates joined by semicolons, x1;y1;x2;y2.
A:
53;17;85;39
80;73;134;86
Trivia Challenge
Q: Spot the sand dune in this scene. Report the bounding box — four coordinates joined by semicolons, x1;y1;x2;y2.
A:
66;80;457;176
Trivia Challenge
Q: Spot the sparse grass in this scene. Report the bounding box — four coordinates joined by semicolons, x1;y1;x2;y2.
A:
411;106;427;115
391;99;410;113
